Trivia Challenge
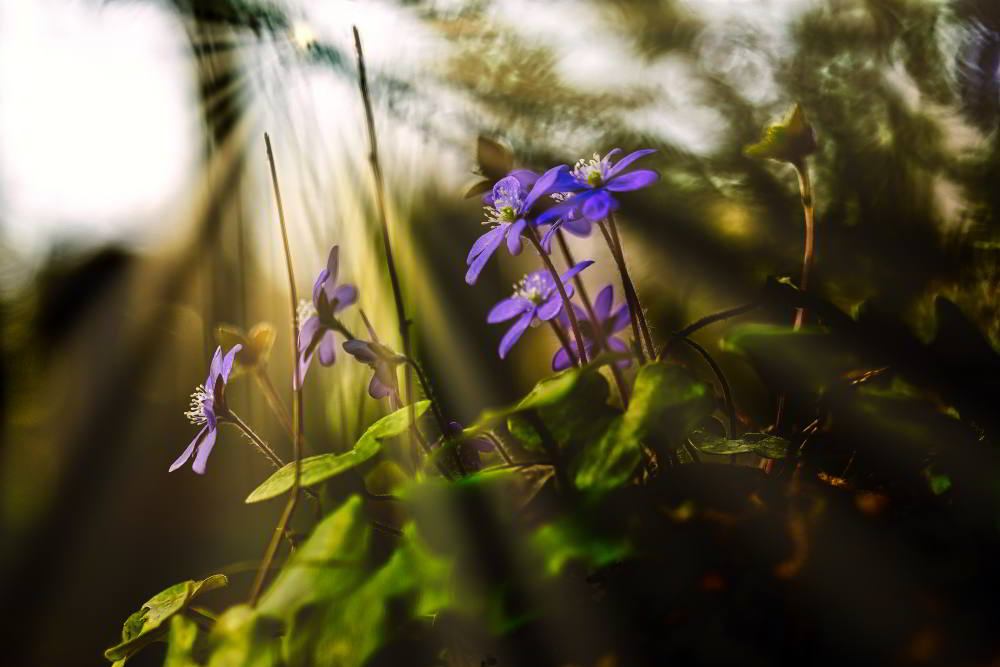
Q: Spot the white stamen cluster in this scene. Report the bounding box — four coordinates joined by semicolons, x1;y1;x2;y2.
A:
185;384;211;425
571;152;611;186
297;298;317;325
550;191;574;202
482;179;523;226
513;272;552;305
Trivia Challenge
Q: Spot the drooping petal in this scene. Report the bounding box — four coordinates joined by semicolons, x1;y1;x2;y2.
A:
607;336;633;368
581;190;617;221
312;268;331;305
537;295;564;321
488;297;532;323
535;200;574;227
219;344;242;384
191;426;219;475
343;339;379;364
331;284;358;312
297;316;321;353
498;311;533;359
561;216;593;237
326;245;340;284
593;285;614;321
523;164;567;212
552;346;574;371
169;426;207;472
606;169;659;192
607;148;656;179
294;323;326;390
466;225;504;264
560;259;594;285
465;225;507;285
539;223;558;253
507;219;526;255
318;330;337;366
609;303;631;334
368;374;392;399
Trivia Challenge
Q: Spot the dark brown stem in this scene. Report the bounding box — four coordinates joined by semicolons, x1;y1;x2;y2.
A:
483;432;514;465
606;212;655;359
598;220;646;364
525;226;587;366
672;337;737;438
250;134;304;607
352;27;415;458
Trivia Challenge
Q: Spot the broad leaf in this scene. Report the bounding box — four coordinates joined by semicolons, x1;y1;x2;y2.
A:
627;362;715;447
104;575;228;662
246;401;430;503
205;606;283;667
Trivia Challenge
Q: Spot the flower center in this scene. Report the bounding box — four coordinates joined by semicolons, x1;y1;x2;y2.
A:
572;152;610;187
185;384;212;425
514;272;552;305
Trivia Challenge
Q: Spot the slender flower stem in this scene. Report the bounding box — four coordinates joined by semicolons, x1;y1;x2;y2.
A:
606;212;655;359
250;134;304;608
353;26;416;455
792;161;815;330
229;411;286;470
403;357;449;440
483;432;514;465
525;226;588;367
598;220;646;364
253;368;293;442
657;301;760;361
555;232;631;403
672;337;737;438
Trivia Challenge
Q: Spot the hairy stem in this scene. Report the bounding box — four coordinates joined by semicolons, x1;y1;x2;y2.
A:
250;134;304;607
229;411;285;470
657;301;760;361
483;432;514;465
598;220;646;364
673;336;737;438
526;226;588;366
606;212;655;359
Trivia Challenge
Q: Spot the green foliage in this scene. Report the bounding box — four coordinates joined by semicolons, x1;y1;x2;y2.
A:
689;431;791;459
246;401;430;503
104;574;227;663
532;516;630;576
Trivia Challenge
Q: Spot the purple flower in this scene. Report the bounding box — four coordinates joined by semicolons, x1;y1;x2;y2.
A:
465;165;568;285
552;285;632;371
170;344;241;474
537;149;658;245
342;338;403;400
487;260;593;359
295;246;358;389
444;421;494;473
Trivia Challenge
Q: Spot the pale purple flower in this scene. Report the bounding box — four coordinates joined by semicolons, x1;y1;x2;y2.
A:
487;260;593;359
552;285;631;371
342;339;402;400
465;165;568;285
295;246;358;389
170;344;241;474
537;149;658;244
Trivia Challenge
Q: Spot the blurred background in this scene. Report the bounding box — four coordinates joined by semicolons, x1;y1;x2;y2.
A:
1;0;998;664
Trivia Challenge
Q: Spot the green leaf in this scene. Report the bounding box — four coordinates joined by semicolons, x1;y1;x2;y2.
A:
570;416;639;493
104;575;228;662
506;369;616;452
163;616;201;667
689;431;791;459
246;401;430;503
532;517;630;576
258;495;370;616
744;103;817;164
627;362;716;446
205;606;283;667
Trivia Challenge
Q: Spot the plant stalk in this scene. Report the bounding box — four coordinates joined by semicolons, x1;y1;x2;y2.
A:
249;133;304;607
526;226;588;367
597;220;646;364
605;213;655;359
